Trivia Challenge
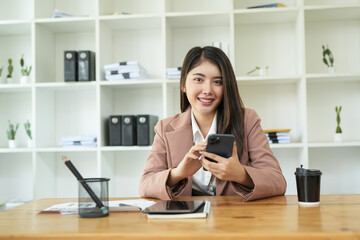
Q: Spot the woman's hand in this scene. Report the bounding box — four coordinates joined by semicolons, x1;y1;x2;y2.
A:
167;142;207;187
200;142;254;187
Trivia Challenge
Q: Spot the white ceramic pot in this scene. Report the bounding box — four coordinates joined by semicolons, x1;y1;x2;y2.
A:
328;67;335;74
8;140;17;148
334;133;342;142
20;76;28;84
6;77;15;84
27;139;33;148
259;68;268;76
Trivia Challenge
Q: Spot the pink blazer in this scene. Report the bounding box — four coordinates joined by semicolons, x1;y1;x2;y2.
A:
138;107;286;201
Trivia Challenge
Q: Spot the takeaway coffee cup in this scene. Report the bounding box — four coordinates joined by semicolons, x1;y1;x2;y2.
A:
294;165;322;207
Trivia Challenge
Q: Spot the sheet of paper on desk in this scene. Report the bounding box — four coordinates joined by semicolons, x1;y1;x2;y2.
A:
42;199;156;215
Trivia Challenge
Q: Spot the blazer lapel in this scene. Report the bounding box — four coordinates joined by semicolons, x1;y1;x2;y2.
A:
165;108;193;168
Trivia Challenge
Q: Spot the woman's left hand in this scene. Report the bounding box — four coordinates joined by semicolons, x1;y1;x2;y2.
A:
200;142;252;186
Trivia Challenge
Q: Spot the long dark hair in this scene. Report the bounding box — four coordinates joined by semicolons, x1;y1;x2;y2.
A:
180;46;245;157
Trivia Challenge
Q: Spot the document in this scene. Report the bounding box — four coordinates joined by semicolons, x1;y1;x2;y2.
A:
42;199;156;215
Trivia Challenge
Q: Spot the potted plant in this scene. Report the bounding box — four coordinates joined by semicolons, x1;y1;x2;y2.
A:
6;58;14;84
7;120;19;148
247;66;269;76
24;120;33;148
20;54;32;84
334;106;342;142
322;45;334;73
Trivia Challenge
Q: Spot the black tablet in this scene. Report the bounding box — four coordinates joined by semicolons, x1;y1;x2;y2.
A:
142;200;205;214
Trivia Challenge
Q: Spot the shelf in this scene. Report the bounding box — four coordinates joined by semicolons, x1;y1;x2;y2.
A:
308;142;360;148
166;13;230;28
35;18;95;33
234;7;299;24
0;84;32;92
35;82;97;90
269;143;304;149
101;146;152;152
236;75;301;85
0;148;33;153
100;79;163;88
305;5;360;21
99;0;163;16
36;147;97;152
165;0;232;13
306;73;360;83
234;1;299;10
99;16;161;30
0;21;31;35
34;0;97;19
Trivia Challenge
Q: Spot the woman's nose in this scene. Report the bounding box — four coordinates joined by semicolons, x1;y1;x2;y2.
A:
202;80;212;94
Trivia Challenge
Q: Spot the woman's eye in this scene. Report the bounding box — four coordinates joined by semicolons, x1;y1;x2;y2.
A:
194;78;202;82
213;80;223;85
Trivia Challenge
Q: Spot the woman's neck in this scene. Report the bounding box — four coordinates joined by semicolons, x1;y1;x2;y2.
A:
193;112;216;138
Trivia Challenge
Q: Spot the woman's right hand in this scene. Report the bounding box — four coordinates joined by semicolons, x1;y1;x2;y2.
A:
167;142;207;187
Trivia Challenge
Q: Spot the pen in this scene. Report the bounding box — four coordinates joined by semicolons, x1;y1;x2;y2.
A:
62;156;108;215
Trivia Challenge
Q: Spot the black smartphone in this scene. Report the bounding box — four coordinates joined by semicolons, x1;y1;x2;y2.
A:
205;134;235;164
142;200;205;214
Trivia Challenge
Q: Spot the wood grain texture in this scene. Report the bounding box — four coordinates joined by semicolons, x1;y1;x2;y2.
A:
0;195;359;240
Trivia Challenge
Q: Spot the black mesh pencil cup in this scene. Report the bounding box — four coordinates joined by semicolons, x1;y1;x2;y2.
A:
78;178;110;218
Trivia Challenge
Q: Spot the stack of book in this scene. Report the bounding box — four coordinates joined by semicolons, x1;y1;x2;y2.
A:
104;61;149;81
60;136;97;147
247;3;286;9
264;129;290;144
166;67;181;79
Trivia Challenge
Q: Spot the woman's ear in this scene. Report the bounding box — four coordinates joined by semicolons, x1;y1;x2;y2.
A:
181;86;186;93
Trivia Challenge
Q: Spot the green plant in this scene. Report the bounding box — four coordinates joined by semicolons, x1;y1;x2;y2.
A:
247;66;269;75
20;54;32;76
7;120;19;140
0;66;3;77
24;120;32;140
7;58;13;78
322;45;334;67
335;106;342;134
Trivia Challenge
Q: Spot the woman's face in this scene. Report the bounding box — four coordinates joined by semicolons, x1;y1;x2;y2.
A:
182;60;224;119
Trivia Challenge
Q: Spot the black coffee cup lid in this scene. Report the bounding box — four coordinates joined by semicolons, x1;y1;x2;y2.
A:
295;165;322;176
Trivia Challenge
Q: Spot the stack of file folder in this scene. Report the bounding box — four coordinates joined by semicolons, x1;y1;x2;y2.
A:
166;67;181;79
104;61;149;81
264;129;290;144
60;136;97;147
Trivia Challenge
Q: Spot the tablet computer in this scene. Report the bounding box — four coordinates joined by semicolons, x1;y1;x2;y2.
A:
142;200;205;214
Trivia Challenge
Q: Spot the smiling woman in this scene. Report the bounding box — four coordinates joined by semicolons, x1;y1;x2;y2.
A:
139;46;287;202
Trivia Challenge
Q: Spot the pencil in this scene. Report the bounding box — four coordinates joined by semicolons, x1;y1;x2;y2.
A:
62;156;108;215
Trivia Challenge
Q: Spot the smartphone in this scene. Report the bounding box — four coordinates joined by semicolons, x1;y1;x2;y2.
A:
142;200;205;214
205;134;235;164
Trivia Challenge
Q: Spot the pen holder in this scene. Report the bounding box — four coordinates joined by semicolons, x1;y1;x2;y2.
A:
78;178;110;218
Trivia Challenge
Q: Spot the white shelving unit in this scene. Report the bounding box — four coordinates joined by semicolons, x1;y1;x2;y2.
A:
0;0;359;203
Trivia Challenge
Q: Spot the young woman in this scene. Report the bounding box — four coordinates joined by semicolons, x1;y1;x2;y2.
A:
139;46;286;201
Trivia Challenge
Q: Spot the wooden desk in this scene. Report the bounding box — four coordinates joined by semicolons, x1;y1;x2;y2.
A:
0;195;360;240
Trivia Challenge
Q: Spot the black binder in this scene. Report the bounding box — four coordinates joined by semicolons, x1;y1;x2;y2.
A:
78;50;95;81
137;115;158;146
122;115;137;146
109;115;122;146
64;51;78;82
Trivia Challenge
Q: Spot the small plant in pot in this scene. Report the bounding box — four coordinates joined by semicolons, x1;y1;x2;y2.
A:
6;58;14;84
24;120;33;148
322;45;335;73
334;106;342;142
7;120;19;148
247;66;269;76
20;54;32;84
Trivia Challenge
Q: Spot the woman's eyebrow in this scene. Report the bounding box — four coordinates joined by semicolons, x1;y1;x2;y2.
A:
192;73;222;79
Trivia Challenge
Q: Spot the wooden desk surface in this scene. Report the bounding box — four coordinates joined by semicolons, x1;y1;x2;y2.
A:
0;195;360;240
